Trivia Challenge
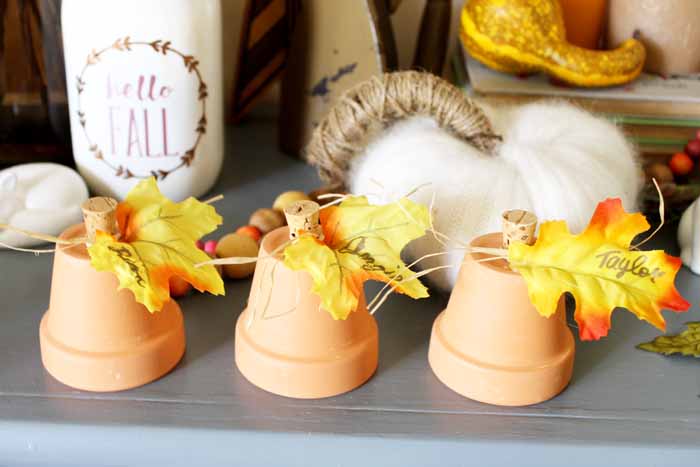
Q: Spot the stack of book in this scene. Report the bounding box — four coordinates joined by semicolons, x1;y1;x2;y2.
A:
453;50;700;160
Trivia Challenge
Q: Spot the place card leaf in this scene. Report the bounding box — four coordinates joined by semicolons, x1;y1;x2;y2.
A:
283;196;430;320
88;178;224;312
508;198;690;341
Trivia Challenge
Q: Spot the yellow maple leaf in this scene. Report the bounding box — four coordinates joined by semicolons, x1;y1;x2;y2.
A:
508;198;690;340
283;196;430;320
88;178;225;312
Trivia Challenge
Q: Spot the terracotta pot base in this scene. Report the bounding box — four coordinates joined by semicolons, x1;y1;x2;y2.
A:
234;227;379;399
40;301;185;392
428;232;575;406
429;312;574;406
39;224;186;392
235;313;378;399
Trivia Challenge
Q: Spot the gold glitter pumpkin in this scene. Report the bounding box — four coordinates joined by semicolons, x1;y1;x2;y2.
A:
461;0;646;87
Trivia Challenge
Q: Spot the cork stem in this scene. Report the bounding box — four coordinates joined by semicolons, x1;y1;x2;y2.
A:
284;200;324;241
82;197;119;244
502;209;537;249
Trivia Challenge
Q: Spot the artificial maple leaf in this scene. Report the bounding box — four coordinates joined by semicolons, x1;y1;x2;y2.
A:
508;198;690;341
637;322;700;357
88;178;224;312
283;196;430;320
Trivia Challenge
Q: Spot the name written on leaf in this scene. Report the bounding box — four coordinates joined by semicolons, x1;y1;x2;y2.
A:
108;245;146;287
595;250;665;283
339;237;404;281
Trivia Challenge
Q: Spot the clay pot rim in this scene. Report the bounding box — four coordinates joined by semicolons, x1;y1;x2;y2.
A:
469;232;518;276
261;226;291;259
58;224;89;259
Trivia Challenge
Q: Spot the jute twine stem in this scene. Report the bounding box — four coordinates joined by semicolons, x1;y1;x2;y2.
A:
305;71;502;186
0;223;83;246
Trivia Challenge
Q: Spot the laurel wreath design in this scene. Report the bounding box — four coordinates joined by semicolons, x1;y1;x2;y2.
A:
76;37;208;181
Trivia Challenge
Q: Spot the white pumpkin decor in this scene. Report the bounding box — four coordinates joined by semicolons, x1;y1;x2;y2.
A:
677;200;700;275
0;163;89;249
307;72;642;291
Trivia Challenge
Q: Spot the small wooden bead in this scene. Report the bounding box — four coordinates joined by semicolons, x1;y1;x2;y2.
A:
169;276;192;297
216;233;259;279
203;240;218;255
236;225;262;243
249;208;285;235
644;162;673;185
272;191;310;212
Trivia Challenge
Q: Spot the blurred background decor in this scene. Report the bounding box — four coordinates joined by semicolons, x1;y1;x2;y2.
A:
459;0;646;88
277;0;399;156
228;0;460;157
454;0;700;219
558;0;607;49
0;0;71;168
4;0;699;221
678;194;700;275
229;0;301;123
2;0;468;169
608;0;700;76
0;161;87;248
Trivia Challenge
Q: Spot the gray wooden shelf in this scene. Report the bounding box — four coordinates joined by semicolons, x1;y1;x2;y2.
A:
1;113;699;466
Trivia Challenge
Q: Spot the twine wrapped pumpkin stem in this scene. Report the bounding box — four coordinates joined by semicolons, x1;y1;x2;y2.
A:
306;71;502;186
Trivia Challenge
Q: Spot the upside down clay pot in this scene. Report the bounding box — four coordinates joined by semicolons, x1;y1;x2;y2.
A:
39;224;186;392
428;233;575;406
235;226;379;399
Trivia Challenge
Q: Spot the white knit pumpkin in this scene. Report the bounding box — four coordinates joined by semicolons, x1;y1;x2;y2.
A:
348;101;642;291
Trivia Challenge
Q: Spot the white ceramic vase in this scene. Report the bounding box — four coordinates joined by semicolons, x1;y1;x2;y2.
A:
678;199;700;275
62;0;224;201
608;0;700;75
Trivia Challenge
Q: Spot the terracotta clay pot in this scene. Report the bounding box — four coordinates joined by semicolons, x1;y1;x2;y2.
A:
428;233;575;406
607;0;700;75
235;226;378;399
559;0;607;49
39;224;186;392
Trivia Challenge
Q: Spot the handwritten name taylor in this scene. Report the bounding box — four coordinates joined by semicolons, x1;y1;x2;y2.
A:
595;250;665;283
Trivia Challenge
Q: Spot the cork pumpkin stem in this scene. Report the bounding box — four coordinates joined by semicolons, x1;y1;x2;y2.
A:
284;200;324;241
501;209;537;249
81;197;119;244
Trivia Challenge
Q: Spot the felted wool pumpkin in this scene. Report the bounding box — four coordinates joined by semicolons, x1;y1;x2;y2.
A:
307;72;641;291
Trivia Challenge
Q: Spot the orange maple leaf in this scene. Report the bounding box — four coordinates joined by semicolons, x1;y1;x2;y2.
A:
509;198;690;340
88;178;224;312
